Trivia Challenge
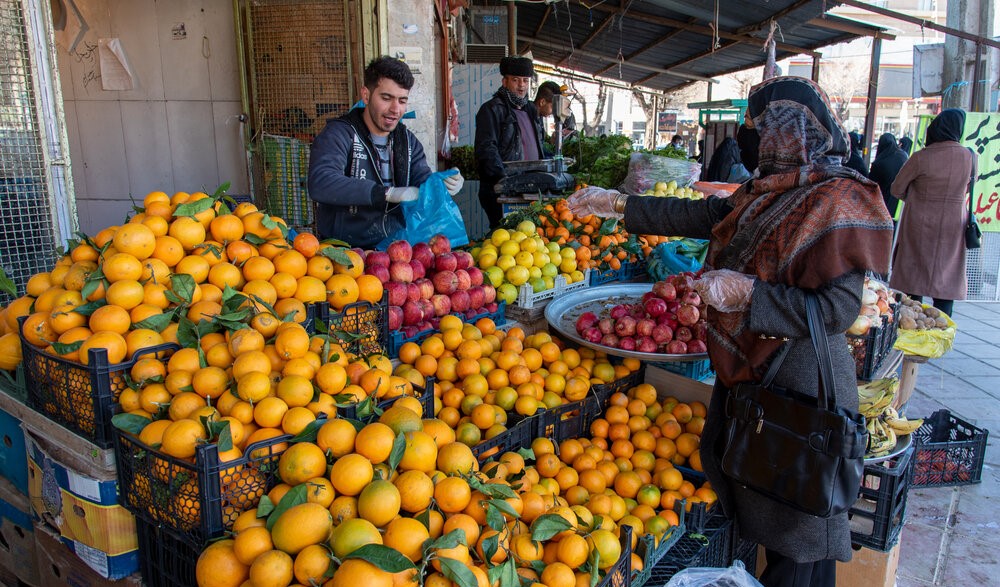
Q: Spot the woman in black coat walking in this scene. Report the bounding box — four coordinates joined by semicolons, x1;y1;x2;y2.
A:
868;133;909;219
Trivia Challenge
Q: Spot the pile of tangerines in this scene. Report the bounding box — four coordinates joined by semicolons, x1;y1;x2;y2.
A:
195;380;715;587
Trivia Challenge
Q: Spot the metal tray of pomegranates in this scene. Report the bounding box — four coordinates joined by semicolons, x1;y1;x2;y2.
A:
544;283;709;362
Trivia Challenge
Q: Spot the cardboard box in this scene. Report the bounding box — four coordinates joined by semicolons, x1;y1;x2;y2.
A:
33;522;142;587
25;428;138;580
644;364;715;405
0;478;39;586
0;390;29;494
836;541;901;587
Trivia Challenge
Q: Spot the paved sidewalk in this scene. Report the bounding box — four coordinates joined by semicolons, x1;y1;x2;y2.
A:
895;302;1000;586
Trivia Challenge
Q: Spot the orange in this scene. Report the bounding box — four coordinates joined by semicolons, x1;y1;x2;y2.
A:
328;559;392;587
393;469;434;513
160;418;208;459
209;214;245;243
226;240;257;264
306;255;334;281
329;453;374;496
270;502;333;555
274;326;310;360
326;274;359;310
236;371;272;403
355;274;383;304
675;432;700;457
316;419;357;458
433;476;472;513
398;430;438;473
195;539;249;587
329;517;382;559
208;262;245;291
273;250;308;279
175;255;211;283
232;525;273;565
292;233;320;258
78;331;128;365
354;422;395;464
358;479;401;527
278;442;328;486
191;366;228;399
294;276;327;304
332;250;364;278
169;216;207;251
293;544;332;586
113;223;157;260
103;253;144;282
254;396;289;428
541;562;576;587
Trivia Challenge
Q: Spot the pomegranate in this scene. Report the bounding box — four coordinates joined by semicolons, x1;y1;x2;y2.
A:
666;340;688;354
644;297;667;317
576;312;599;333
682;291;702;306
610;304;631;320
651;323;673;344
598;318;616;335
675;326;693;342
636;336;658;353
600;333;620;347
614;316;637;337
652;281;677;301
636;318;656;338
687;339;708;354
583;327;604;343
618;336;636;351
677;304;700;326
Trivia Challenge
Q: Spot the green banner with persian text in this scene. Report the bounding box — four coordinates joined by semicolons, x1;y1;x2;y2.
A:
913;113;1000;231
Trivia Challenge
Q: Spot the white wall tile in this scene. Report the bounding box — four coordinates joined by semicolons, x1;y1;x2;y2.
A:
155;0;212;101
121;101;173;197
108;0;164;101
74;100;129;198
204;1;241;101
166;101;219;193
213;101;249;194
76;198;134;235
60;0;114;101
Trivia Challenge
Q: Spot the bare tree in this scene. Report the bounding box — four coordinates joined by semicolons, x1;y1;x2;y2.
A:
631;90;658;149
729;66;764;98
573;83;609;136
819;60;867;122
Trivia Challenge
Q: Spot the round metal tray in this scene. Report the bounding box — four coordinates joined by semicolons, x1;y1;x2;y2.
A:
864;433;912;464
544;283;709;362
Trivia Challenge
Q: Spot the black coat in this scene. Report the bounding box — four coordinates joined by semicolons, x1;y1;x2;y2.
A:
474;92;545;226
868;133;908;217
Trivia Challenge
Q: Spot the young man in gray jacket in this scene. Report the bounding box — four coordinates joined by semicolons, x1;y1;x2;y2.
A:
308;57;463;249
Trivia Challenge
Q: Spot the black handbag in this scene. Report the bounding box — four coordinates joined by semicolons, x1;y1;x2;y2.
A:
721;293;867;518
966;148;981;250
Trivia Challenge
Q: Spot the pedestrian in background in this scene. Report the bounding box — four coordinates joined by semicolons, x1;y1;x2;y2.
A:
868;132;908;222
889;109;977;317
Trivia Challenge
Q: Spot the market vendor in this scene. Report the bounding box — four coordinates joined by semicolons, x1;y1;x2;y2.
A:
566;76;894;587
308;56;464;249
474;56;546;228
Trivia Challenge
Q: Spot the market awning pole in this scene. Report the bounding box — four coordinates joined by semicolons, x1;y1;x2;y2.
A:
862;36;882;169
508;2;517;55
811;55;821;82
836;0;1000;50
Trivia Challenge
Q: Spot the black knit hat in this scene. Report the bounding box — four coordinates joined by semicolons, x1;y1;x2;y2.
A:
500;56;534;77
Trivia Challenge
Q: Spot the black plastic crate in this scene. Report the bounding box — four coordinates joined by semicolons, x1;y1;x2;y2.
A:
595;524;633;587
631;501;687;587
849;443;914;551
848;302;899;381
387;302;508;358
911;409;988;487
336;379;435;421
320;294;389;356
647;512;733;585
592;365;646;405
732;538;759;578
471;414;538;461
19;317;178;449
135;515;201;587
114;426;289;544
538;394;602;443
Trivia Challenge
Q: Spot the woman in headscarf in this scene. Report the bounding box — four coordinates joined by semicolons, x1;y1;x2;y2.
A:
868;132;909;220
889;109;976;317
566;77;893;587
899;136;914;154
704;137;751;183
845;131;869;176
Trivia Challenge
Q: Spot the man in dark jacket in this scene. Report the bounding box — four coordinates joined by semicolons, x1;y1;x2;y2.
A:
474;56;545;228
308;57;462;248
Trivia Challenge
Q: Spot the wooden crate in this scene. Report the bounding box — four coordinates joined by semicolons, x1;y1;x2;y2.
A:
33;523;141;587
0;478;38;586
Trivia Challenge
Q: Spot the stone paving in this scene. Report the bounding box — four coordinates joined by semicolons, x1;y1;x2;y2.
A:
895;302;1000;586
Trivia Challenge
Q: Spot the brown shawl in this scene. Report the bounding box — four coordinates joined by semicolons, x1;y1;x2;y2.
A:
706;77;894;386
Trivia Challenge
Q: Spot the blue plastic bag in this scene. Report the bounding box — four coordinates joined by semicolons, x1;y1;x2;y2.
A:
646;238;708;281
377;169;469;249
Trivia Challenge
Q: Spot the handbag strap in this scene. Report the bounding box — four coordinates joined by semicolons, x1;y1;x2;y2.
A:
967;147;976;223
806;293;837;411
758;293;837;411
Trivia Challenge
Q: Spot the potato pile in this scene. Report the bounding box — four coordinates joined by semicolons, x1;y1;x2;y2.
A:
898;296;949;330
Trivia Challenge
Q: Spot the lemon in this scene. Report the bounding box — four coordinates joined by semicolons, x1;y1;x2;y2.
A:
559;258;578;273
516;220;536;234
499;240;521;257
530;277;546;293
515;251;534;268
505;265;530;286
490;229;511;246
496;254;516;271
528;266;542;280
478;251;497;268
519;238;537;253
497;283;518;304
484;266;504;287
546;242;561;255
510;231;527;243
541;263;559;278
533;251;550;267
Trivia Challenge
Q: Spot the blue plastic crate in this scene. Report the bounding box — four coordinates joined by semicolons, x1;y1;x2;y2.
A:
0;401;28;494
649;359;713;381
588;264;631;286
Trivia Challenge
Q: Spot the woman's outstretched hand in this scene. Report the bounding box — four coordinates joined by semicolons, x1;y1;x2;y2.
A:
566;186;623;219
695;269;755;312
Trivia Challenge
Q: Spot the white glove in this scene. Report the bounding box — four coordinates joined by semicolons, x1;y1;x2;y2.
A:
694;269;755;313
443;168;465;196
566;186;623;219
386;187;418;203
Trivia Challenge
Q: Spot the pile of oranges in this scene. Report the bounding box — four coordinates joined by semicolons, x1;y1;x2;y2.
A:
532;199;642;273
395;318;641;447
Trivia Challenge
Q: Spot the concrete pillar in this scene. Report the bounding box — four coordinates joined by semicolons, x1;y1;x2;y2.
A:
943;0;994;110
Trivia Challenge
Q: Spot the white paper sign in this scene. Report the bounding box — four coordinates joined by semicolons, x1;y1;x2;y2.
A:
99;38;134;91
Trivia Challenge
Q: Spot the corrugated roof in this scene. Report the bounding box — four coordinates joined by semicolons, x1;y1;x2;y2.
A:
512;0;888;93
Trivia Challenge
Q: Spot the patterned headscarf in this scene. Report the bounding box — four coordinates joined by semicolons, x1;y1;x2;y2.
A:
496;86;529;109
705;77;894;386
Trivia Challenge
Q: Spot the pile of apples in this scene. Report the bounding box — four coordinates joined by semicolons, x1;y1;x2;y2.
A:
575;273;708;355
364;235;498;338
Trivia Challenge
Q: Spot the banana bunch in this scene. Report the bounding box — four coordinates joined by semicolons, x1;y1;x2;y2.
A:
867;417;897;458
858;378;898;420
884;406;924;435
859;378;924;458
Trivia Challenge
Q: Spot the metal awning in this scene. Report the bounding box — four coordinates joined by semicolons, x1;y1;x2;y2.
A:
513;0;891;93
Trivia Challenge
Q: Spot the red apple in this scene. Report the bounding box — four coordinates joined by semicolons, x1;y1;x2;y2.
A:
485;302;498;313
418;299;435;320
387;240;413;263
365;264;390;284
450;290;471;313
385;281;408;307
415;278;435;300
403;325;420;338
387;305;403;330
406;282;421;303
468;286;485;309
402;300;424;325
429;234;452;255
466;267;484;287
412;242;435;269
409;259;426;280
454;251;474;271
390;262;414;283
435;253;458;272
482;285;497;305
455;269;471;291
366;250;390;268
432;270;458;295
431;294;452;317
